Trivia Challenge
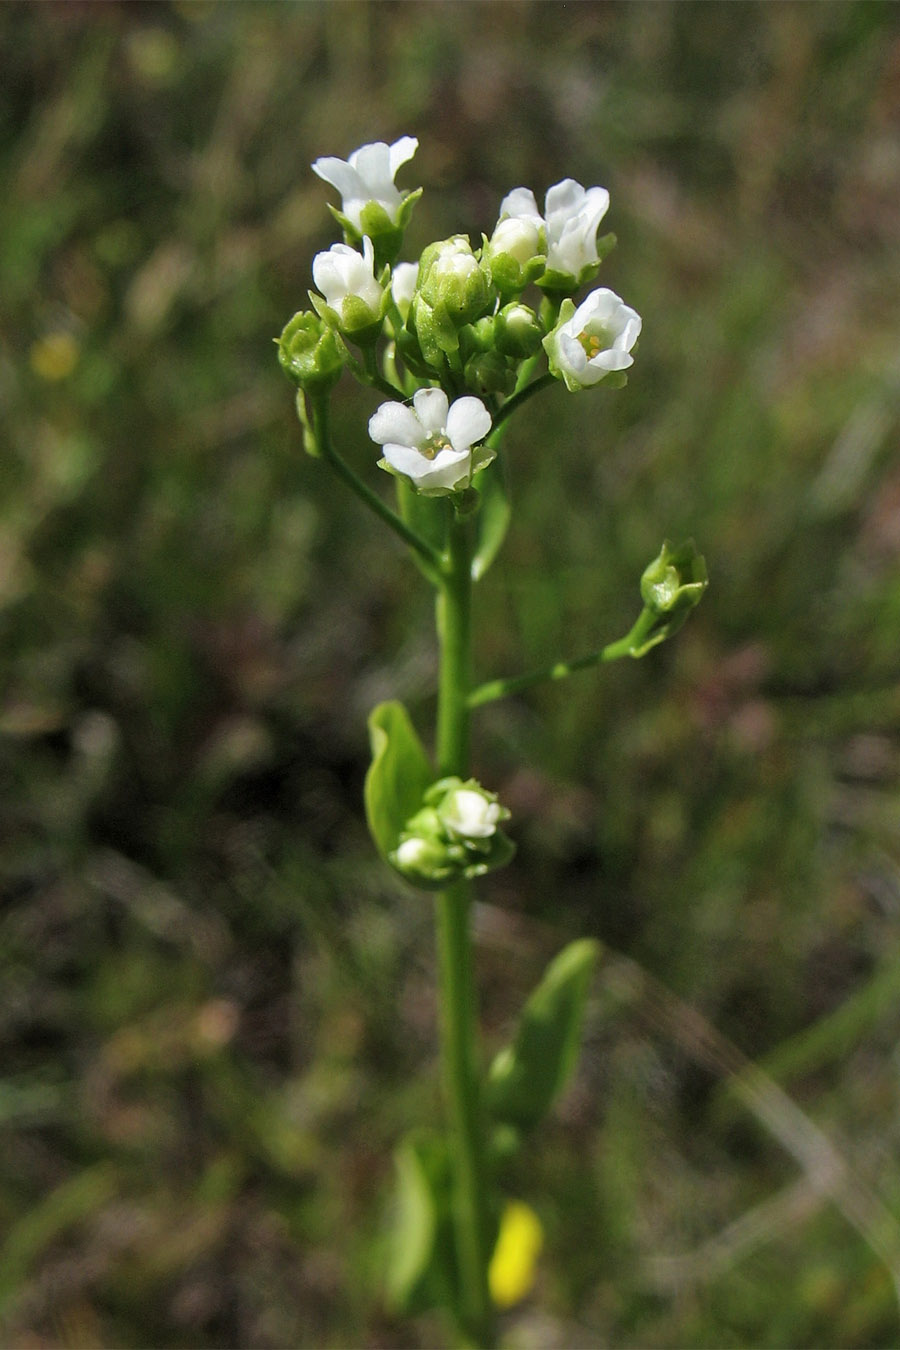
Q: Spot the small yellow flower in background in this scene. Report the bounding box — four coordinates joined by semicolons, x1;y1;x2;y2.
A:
29;332;79;381
488;1200;544;1309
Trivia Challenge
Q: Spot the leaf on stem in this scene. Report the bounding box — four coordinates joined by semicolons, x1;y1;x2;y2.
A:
486;938;601;1133
364;701;433;863
387;1131;459;1315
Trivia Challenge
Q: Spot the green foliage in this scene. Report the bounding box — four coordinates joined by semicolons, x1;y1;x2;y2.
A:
487;939;601;1135
363;699;433;863
387;1131;459;1316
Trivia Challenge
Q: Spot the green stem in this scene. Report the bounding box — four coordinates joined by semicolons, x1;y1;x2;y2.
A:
467;608;657;709
360;344;406;400
309;397;442;574
435;512;495;1347
489;371;556;441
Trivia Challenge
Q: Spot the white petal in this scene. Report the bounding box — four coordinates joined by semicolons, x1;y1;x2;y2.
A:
369;402;425;448
388;135;418;177
349;141;394;194
545;178;585;225
412;387;450;435
384;442;470;492
416;446;472;491
499;187;542;224
391;261;419;310
558;331;591;377
589;347;633;373
312;156;363;199
445;396;491;451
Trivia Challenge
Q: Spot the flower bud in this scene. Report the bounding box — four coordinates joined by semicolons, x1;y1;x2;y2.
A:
410;237;493;366
387;776;514;889
640;540;708;619
495;302;543;358
311;237;387;346
483;215;546;295
276;310;345;393
464;349;517;399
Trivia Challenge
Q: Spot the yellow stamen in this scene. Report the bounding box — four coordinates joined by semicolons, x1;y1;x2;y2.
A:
577;330;603;359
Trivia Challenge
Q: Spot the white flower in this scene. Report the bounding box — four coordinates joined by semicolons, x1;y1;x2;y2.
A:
543;288;642;391
390;261;419;317
439;786;504;841
312;236;384;323
369;388;493;496
312;136;418;231
496;178;610;282
544;179;610;276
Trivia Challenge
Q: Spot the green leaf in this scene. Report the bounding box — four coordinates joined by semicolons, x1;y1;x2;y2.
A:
364;702;433;862
471;452;511;581
486;938;601;1132
386;1131;459;1316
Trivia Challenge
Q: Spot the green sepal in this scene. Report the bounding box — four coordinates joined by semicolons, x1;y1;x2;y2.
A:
536;233;618;293
386;1130;459;1316
364;701;433;863
486;938;601;1132
471;452;511;581
327;188;422;270
628;539;709;656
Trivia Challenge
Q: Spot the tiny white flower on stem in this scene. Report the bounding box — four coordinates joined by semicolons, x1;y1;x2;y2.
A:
369;388;493;496
312;136;418;231
439;786;504;841
311;236;385;340
543;288;642;391
543;178;610;277
496;178;611;286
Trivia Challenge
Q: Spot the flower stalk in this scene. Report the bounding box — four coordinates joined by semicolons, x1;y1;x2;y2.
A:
278;134;707;1347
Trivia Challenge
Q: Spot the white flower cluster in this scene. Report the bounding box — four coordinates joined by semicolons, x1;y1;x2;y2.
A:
279;135;643;496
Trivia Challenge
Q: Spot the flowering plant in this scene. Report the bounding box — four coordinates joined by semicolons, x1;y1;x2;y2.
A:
277;137;706;1346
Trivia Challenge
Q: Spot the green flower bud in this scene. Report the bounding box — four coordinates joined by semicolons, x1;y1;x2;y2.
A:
410;237;494;365
482;216;547;296
495;302;544;359
388;776;515;889
640;539;708;618
276;310;345;393
464;349;517;399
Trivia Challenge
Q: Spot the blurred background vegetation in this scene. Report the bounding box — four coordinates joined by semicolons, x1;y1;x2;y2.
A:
3;1;900;1344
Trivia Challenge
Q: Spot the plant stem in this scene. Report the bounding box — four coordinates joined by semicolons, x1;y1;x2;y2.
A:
466;607;658;709
488;371;555;441
435;511;495;1347
309;396;442;573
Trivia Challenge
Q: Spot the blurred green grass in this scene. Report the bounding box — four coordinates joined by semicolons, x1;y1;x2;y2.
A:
2;1;900;1344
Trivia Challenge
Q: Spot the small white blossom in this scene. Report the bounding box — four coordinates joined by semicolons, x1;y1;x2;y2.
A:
544;179;610;277
312;136;418;231
496;178;610;282
543;288;642;391
312;237;384;323
390;261;419;317
369;388;493;496
440;786;504;841
487;214;542;267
